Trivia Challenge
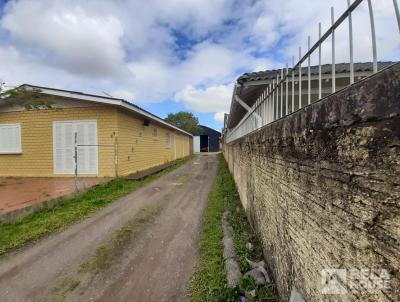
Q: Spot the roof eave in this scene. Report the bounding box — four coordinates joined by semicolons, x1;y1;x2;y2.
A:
19;84;193;137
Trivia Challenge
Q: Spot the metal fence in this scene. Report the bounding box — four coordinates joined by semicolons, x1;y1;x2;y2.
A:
226;0;400;143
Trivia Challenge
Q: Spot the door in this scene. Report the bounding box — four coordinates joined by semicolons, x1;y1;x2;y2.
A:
53;120;98;175
200;135;209;152
194;136;200;153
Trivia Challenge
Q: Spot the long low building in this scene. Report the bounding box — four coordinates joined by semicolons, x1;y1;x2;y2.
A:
0;84;193;177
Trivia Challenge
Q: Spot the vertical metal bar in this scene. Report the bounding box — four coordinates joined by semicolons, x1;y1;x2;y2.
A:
268;86;271;123
74;132;78;192
298;47;302;109
331;7;336;93
265;84;269;124
308;35;311;105
286;64;289;116
269;84;272;123
265;87;268;124
264;91;267;125
348;0;354;84
272;80;275;122
318;22;322;100
368;0;378;73
262;92;265;125
280;70;283;118
276;74;279;119
394;0;400;33
268;83;271;123
270;84;273;122
292;56;295;112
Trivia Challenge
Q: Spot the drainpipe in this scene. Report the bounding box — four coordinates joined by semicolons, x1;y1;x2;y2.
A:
174;133;177;160
114;136;119;177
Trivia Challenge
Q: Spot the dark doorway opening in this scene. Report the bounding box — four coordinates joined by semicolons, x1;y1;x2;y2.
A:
200;135;209;152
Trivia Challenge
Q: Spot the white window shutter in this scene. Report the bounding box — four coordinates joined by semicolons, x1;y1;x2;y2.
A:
76;123;86;173
53;121;98;175
87;122;97;173
0;124;22;153
64;123;74;174
54;123;64;173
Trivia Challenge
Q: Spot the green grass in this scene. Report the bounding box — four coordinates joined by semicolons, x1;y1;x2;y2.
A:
189;154;277;302
44;277;81;302
0;156;193;256
225;188;263;274
188;154;233;302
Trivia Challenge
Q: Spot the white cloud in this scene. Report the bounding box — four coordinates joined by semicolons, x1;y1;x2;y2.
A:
213;112;226;123
153;0;233;36
126;43;257;102
110;89;135;101
2;0;126;77
175;84;232;122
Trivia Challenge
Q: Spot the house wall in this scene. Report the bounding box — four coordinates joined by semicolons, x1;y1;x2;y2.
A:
0;105;118;177
223;64;400;301
114;109;191;177
174;132;191;159
0;99;192;178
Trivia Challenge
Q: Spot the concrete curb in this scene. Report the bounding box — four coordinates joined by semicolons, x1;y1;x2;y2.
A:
222;210;242;288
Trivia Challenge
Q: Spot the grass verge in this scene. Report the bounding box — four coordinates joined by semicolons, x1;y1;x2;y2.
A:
0;156;193;256
188;154;229;302
189;154;276;302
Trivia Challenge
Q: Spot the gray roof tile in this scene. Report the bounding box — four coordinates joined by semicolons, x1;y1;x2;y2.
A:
237;62;396;84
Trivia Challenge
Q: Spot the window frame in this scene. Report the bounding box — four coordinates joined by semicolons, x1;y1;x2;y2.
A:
0;123;22;154
165;132;171;147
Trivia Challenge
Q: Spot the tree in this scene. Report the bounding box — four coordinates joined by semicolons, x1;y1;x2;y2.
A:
0;84;53;110
165;111;202;135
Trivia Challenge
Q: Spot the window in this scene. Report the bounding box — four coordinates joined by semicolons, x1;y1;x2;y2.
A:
53;121;98;174
165;132;171;146
153;128;158;137
0;123;22;154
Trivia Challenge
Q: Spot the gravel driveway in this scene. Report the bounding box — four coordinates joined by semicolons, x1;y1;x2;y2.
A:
0;154;218;302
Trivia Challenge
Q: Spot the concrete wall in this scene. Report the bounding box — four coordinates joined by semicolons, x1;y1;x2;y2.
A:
223;64;400;301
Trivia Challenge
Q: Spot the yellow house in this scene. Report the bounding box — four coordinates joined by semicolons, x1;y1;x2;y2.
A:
0;85;193;177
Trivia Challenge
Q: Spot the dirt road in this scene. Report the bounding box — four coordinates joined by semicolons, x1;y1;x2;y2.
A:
0;154;218;302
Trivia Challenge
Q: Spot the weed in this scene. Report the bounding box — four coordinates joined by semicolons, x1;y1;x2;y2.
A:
189;154;277;301
0;156;193;256
188;156;226;302
43;277;80;302
79;246;110;273
80;205;162;274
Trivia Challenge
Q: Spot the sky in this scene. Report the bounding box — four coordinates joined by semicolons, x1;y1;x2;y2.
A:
0;0;398;131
